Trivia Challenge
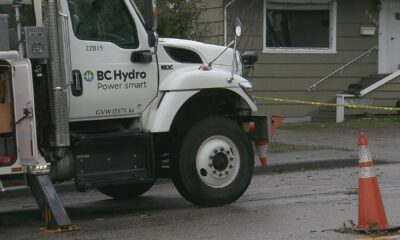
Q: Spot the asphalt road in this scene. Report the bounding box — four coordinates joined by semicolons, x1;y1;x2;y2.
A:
1;127;400;240
1;159;400;240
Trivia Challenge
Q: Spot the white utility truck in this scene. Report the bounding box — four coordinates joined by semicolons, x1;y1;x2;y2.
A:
0;0;265;230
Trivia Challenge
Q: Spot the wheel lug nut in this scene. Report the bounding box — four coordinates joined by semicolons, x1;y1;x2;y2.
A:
229;157;234;161
226;150;230;155
220;148;224;152
225;171;229;175
219;173;223;177
209;155;213;159
229;165;233;169
213;170;217;174
214;149;218;153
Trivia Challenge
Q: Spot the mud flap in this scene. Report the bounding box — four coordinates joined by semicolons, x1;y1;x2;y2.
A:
239;116;284;168
240;116;284;141
239;116;268;141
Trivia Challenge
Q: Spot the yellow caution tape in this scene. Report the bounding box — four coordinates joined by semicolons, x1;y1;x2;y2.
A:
254;96;400;111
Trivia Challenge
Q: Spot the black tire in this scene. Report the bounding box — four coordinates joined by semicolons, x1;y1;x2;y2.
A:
97;181;155;199
173;116;254;206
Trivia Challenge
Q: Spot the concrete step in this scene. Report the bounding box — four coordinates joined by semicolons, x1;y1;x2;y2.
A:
346;74;389;95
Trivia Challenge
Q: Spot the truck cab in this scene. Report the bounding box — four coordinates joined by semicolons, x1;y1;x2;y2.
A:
0;0;266;219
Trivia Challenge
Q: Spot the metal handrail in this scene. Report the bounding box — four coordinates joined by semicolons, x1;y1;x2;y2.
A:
307;46;378;92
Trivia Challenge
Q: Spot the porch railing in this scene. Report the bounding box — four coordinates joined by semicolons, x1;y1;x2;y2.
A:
307;46;378;92
336;70;400;123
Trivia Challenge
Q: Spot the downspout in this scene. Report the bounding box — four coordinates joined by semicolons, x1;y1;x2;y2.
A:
12;1;24;58
224;0;236;46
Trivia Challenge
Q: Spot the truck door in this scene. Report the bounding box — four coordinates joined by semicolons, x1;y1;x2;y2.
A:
12;60;40;166
63;0;158;121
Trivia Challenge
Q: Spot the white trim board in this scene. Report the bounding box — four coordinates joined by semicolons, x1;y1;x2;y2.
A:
359;70;400;96
378;0;400;74
263;0;337;54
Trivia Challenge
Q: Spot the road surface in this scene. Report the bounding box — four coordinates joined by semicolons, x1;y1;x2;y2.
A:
1;126;400;240
1;158;400;239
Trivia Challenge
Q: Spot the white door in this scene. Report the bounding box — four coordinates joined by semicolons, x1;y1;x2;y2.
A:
379;0;400;74
62;0;158;121
12;60;39;166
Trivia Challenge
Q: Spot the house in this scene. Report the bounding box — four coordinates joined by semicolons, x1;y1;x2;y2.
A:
199;0;400;122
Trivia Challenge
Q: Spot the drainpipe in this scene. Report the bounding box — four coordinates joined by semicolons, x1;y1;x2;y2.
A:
224;0;236;46
12;1;24;58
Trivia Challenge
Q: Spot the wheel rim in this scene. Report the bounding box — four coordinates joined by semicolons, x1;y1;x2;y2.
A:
196;135;240;188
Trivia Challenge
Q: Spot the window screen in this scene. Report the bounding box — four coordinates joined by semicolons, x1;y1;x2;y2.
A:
67;0;139;49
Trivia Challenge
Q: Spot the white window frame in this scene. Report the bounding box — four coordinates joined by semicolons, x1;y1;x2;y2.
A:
263;0;337;54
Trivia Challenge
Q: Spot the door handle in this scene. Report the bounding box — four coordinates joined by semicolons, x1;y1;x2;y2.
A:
71;70;83;96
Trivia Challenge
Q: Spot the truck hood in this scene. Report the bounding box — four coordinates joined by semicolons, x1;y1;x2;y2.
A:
158;38;235;68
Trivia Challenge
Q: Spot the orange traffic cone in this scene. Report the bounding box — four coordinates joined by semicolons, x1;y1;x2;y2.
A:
270;116;284;139
357;132;389;231
242;122;268;168
255;140;268;168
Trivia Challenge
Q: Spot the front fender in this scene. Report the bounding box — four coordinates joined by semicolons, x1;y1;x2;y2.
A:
142;90;199;132
142;88;257;133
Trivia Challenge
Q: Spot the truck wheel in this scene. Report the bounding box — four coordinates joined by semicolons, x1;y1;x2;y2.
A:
173;116;254;206
97;181;155;199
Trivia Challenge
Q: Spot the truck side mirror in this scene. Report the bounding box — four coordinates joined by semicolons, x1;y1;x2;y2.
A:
147;31;158;48
143;0;158;48
131;50;153;63
234;18;242;37
241;52;258;66
143;0;157;32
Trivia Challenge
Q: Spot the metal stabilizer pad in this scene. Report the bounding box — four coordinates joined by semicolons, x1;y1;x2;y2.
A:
40;225;81;233
26;174;77;231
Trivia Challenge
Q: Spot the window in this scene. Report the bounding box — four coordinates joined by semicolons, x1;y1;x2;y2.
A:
263;0;336;53
0;1;36;27
67;0;139;49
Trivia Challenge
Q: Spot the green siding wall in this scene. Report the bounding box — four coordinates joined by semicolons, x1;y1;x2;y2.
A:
199;0;224;45
201;0;391;118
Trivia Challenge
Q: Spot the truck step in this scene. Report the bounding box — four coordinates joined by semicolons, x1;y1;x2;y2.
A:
73;131;155;189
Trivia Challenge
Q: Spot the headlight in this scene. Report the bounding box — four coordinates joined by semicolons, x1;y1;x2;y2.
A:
239;81;254;98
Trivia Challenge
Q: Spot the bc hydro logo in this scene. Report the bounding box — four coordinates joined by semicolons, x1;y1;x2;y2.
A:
83;70;95;82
